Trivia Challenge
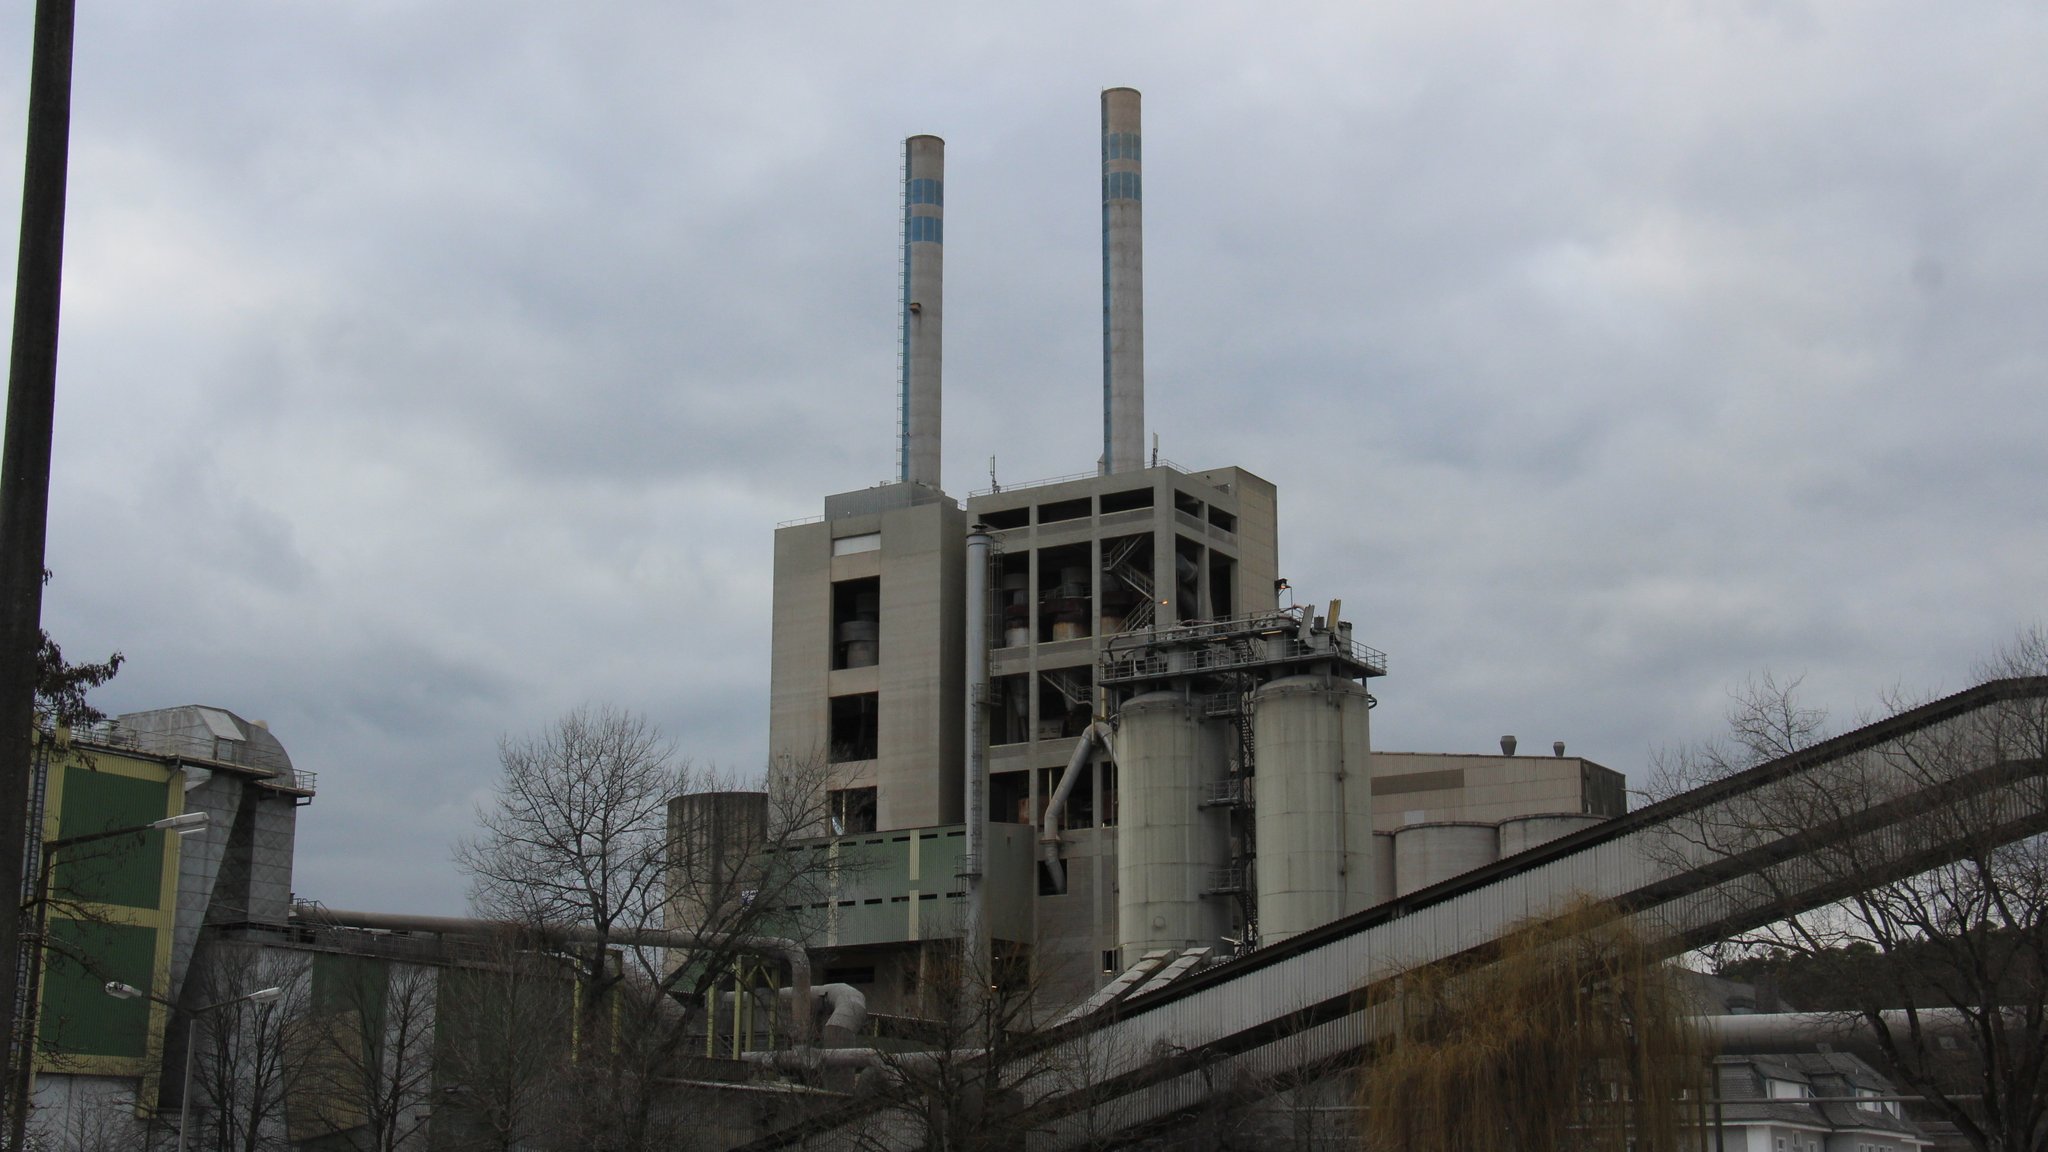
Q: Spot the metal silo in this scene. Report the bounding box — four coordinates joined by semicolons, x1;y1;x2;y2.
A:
1115;692;1229;958
1498;813;1607;857
1370;831;1397;908
1392;821;1500;897
1251;675;1374;944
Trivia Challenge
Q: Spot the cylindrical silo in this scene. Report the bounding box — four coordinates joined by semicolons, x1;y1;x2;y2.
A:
1251;675;1374;944
1393;822;1500;897
1115;692;1229;957
1370;831;1397;908
900;135;944;489
668;791;768;927
1101;88;1144;474
1498;813;1607;857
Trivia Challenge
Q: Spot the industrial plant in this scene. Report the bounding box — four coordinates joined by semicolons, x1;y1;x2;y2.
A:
737;87;1628;1018
16;85;2035;1152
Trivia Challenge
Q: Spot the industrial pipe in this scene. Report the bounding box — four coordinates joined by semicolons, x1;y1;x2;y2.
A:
293;906;817;1045
716;983;867;1047
1700;1009;2002;1055
963;528;992;986
1040;722;1114;894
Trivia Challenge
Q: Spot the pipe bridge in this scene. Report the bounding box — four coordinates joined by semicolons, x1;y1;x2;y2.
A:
753;677;2048;1150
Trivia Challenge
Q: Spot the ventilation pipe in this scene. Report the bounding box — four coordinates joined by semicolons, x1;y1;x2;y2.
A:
1101;88;1144;474
1040;721;1114;894
293;906;818;1046
900;135;944;489
715;984;868;1047
1500;735;1517;757
963;527;993;985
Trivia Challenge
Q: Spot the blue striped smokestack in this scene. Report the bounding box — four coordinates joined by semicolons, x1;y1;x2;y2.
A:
900;135;944;488
1101;88;1144;474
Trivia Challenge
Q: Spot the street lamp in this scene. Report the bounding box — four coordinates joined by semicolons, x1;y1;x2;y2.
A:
105;979;282;1152
9;811;209;1149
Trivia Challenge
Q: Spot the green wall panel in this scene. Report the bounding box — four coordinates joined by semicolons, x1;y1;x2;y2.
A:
39;919;158;1059
55;770;170;909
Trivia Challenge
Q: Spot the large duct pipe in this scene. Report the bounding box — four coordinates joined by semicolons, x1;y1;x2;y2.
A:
963;527;993;984
1101;88;1144;474
294;906;815;1046
900;135;944;488
1040;721;1114;894
1701;1009;2008;1055
716;983;868;1047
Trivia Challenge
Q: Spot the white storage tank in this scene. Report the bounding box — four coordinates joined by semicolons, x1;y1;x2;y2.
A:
1115;692;1230;956
1393;822;1500;897
1371;831;1397;908
1251;675;1374;944
1498;813;1608;857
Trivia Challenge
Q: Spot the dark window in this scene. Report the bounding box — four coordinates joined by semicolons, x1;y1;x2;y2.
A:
829;787;876;835
980;506;1028;530
1174;490;1204;517
990;770;1031;825
1207;506;1237;533
1100;487;1154;514
831;577;880;670
1037;497;1090;524
828;694;879;762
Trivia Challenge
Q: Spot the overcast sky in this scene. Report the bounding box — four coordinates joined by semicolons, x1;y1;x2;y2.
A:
3;2;2043;915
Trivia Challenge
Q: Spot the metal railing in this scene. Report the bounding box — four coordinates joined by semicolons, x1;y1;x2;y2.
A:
1202;866;1246;894
1201;778;1248;808
968;458;1194;500
67;721;313;791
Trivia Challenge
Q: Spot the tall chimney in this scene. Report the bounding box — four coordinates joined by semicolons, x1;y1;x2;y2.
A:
1101;88;1144;474
900;135;944;489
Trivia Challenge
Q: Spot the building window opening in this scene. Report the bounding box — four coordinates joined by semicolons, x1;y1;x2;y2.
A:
1038;667;1094;741
1174;536;1204;623
1037;496;1090;524
1037;543;1093;643
989;674;1031;746
831;577;880;670
829;787;877;835
828;693;879;763
980;505;1028;531
1207;505;1237;533
1099;760;1118;827
990;770;1031;825
997;553;1030;648
1100;533;1152;633
1100;487;1153;515
1208;553;1235;618
1173;490;1204;518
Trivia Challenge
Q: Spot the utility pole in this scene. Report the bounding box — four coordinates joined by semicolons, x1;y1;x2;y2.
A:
1;0;77;1135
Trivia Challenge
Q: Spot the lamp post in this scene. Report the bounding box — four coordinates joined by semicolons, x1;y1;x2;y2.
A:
9;810;207;1148
105;979;280;1152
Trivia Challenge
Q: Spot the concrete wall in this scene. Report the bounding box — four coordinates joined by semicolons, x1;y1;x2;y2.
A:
1369;751;1626;833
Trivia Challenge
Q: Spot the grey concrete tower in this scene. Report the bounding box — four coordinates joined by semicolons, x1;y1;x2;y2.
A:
1101;88;1145;474
900;135;945;489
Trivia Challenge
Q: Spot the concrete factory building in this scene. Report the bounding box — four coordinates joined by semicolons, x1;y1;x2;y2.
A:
704;88;1626;1017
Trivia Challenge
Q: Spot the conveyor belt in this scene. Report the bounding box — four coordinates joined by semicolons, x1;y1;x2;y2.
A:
745;677;2048;1150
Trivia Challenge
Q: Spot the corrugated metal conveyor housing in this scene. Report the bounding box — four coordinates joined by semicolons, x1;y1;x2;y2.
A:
744;677;2048;1151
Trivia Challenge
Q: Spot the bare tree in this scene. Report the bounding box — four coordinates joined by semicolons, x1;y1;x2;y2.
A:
289;959;436;1151
431;933;574;1152
1667;629;2048;1152
453;708;841;1152
185;944;308;1152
